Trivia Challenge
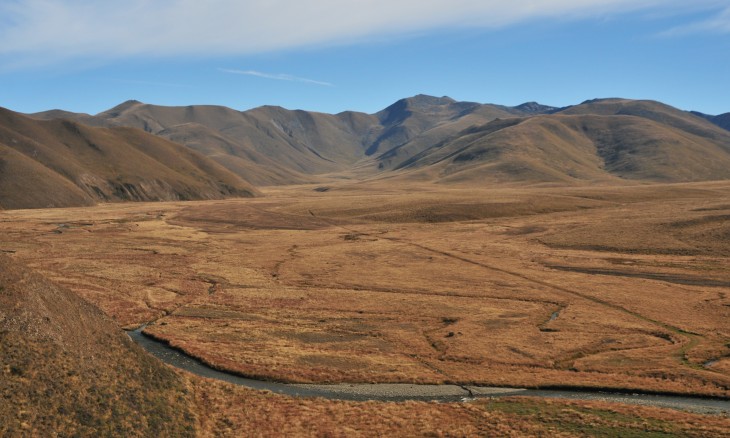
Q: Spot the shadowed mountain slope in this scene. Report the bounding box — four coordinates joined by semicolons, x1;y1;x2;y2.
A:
0;254;197;436
360;95;520;172
0;108;257;209
513;101;560;114
712;113;730;131
692;111;730;132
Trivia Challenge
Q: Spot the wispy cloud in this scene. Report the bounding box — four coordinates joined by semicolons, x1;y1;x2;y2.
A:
219;69;333;87
661;7;730;36
0;1;724;66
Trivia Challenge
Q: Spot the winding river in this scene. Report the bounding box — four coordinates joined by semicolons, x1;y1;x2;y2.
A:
128;327;730;416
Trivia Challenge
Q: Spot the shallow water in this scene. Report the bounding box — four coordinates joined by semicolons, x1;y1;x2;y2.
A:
128;327;730;415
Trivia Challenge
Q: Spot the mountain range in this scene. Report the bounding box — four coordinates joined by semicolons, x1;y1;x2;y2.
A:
1;95;728;209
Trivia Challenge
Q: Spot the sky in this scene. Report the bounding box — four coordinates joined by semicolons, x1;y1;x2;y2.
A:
0;1;729;116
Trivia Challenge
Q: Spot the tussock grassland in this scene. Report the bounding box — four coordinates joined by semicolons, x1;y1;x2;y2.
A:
1;181;729;435
0;255;197;437
1;181;727;399
190;378;730;437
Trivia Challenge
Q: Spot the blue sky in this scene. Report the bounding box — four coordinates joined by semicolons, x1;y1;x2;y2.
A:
1;1;729;115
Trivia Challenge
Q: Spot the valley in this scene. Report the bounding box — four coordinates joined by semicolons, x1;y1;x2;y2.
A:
1;182;728;397
2;95;730;435
4;0;730;433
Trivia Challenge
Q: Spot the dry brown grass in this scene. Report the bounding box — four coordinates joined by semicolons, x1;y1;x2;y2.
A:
190;376;730;437
0;107;257;210
0;181;728;400
0;255;197;437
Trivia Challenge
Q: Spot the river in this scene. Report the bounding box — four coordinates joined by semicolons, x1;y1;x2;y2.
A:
128;326;730;415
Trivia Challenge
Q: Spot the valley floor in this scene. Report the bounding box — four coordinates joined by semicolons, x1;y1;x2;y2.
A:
2;180;729;435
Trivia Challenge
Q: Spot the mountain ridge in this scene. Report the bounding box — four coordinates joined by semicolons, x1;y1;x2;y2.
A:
16;95;730;205
0;107;258;209
30;95;558;184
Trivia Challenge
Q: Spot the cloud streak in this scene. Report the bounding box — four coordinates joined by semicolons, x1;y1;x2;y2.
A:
0;1;724;65
661;7;730;36
220;68;333;87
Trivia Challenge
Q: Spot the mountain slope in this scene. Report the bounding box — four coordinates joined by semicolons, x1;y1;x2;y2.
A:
240;105;373;173
560;99;729;141
30;95;532;183
394;109;730;184
393;116;611;184
0;143;96;209
693;111;730;132
377;107;523;171
0;107;257;209
0;254;196;436
92;101;374;180
714;113;730;131
362;95;520;172
27;96;730;187
157;122;310;186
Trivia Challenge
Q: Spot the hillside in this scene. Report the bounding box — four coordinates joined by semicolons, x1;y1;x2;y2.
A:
712;113;730;131
559;99;730;142
30;95;542;184
79;100;373;182
358;95;520;173
0;254;196;436
156;121;310;186
0;108;257;209
693;111;730;132
27;96;730;188
392;99;730;184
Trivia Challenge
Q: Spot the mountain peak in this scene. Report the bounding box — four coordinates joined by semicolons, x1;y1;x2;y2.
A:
579;97;626;105
404;94;456;107
99;99;144;117
378;95;459;124
514;101;557;114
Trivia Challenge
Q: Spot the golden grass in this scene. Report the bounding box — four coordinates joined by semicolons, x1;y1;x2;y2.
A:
0;255;197;437
0;107;257;210
189;376;730;437
0;181;728;398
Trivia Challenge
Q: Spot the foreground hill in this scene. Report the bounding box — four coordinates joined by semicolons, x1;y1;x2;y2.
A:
0;254;196;436
0;108;257;209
